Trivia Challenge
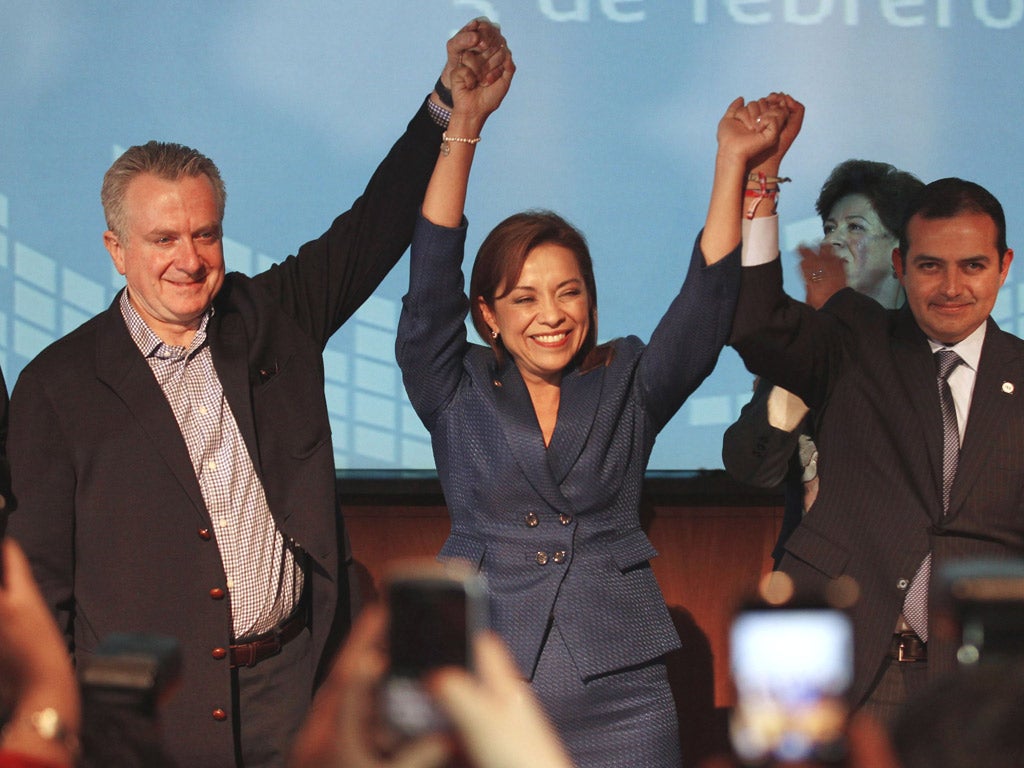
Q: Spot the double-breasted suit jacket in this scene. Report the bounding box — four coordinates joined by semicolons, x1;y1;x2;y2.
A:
397;218;741;681
5;105;441;767
730;258;1024;705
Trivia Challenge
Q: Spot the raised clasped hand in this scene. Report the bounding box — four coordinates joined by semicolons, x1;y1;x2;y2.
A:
445;19;516;120
746;92;804;178
717;95;787;168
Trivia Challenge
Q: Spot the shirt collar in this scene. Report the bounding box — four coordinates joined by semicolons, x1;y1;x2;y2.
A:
927;319;986;372
119;288;212;359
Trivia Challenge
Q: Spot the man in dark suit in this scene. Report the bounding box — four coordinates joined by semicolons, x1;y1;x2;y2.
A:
3;20;510;768
729;96;1021;725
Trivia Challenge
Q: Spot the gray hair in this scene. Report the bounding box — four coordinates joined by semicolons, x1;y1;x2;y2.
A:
101;141;226;239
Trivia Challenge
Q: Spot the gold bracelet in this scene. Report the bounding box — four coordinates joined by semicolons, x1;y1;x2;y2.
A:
440;132;481;156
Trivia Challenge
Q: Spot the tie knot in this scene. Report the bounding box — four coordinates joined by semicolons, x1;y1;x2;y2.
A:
935;349;963;381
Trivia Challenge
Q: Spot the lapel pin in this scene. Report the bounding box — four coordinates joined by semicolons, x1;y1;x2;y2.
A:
493;379;502;388
1002;381;1014;394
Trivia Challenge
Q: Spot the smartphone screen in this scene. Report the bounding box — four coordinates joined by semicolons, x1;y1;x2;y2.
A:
382;564;488;737
389;577;472;676
729;606;853;765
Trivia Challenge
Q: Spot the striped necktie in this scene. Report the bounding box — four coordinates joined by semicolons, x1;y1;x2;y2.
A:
903;349;963;642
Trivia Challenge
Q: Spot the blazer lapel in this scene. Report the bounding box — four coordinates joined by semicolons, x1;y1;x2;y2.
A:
94;299;208;517
890;308;946;520
949;321;1023;518
208;309;260;475
486;360;572;512
546;364;604;485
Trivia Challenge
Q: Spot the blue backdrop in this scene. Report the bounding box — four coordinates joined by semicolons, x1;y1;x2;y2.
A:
2;0;1021;469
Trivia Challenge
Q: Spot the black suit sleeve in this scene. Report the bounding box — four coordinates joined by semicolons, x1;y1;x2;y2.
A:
256;101;443;347
722;376;805;489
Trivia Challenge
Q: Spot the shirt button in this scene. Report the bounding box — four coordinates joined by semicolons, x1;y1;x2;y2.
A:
198;528;212;540
897;578;910;590
212;647;227;660
559;513;573;526
212;708;228;722
199;405;208;415
536;551;549;566
525;512;539;528
210;587;226;600
552;550;566;564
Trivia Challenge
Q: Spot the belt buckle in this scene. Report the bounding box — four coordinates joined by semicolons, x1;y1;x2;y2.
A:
895;632;922;663
897;636;913;662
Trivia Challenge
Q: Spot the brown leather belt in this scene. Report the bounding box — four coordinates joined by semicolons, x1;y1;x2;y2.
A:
229;610;307;668
889;631;927;663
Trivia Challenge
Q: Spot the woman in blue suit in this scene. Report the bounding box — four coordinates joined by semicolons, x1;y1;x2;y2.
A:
396;54;791;766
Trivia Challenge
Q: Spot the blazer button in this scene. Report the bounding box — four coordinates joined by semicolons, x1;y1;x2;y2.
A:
198;528;212;541
212;708;228;722
212;647;227;660
210;587;226;600
559;513;573;526
525;512;539;528
552;550;566;564
535;551;549;566
897;578;910;590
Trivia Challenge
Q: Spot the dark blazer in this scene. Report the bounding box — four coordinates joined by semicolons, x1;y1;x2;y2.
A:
397;218;741;681
721;375;809;565
731;258;1024;705
5;105;441;767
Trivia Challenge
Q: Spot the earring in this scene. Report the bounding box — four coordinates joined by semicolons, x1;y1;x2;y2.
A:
490;328;499;340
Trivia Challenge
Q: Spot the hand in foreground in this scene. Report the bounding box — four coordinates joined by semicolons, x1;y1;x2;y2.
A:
428;632;575;768
288;602;575;768
440;19;512;93
288;604;449;768
798;242;848;309
0;538;81;765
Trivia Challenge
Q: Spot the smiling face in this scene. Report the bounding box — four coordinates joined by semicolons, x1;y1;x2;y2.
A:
478;243;591;386
823;193;898;300
104;172;225;346
894;211;1013;344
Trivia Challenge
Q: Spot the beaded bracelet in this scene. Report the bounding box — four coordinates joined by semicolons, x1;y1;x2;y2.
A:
441;132;481;156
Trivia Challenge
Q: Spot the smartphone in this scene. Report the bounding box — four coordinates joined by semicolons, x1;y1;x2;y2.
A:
729;602;853;765
381;559;489;738
79;632;182;713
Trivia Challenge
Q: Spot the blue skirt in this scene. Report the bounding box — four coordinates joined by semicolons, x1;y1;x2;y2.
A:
530;622;683;767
